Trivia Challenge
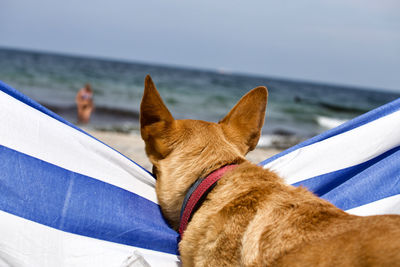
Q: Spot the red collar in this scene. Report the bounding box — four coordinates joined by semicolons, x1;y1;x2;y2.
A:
178;164;238;236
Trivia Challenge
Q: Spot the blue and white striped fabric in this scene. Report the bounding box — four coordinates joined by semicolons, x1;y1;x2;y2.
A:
1;80;400;266
260;97;400;216
0;81;180;267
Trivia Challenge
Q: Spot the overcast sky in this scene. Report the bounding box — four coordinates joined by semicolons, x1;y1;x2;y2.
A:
1;0;399;91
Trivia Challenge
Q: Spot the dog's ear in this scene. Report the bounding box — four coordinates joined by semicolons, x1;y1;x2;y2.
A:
219;86;268;154
140;75;175;160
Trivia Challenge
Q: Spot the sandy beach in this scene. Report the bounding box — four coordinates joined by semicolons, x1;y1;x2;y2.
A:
87;129;283;171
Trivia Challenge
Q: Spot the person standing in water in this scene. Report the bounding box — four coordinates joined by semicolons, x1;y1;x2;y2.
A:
76;83;94;123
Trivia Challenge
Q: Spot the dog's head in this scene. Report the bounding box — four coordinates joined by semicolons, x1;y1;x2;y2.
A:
140;75;267;228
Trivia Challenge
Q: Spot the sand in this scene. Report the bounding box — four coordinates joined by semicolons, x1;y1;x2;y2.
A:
87;129;282;171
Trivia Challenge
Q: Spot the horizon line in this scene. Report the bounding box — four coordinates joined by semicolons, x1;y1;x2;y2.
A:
0;45;399;94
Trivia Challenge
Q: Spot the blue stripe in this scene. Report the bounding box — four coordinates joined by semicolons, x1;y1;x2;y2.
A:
0;145;179;254
293;145;400;211
0;80;152;175
260;97;400;166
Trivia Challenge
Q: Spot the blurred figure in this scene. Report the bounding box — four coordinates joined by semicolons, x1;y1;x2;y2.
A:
76;83;94;123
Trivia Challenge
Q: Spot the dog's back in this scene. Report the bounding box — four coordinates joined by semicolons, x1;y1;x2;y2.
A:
140;75;400;266
180;162;400;266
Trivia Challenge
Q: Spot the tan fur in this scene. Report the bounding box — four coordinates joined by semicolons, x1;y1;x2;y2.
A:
140;75;400;266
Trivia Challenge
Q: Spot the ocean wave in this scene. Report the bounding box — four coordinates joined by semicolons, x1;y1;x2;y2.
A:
316;116;348;129
258;134;305;149
318;101;369;114
42;102;140;119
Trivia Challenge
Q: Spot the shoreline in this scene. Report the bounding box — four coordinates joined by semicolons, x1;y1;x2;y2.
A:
86;129;283;171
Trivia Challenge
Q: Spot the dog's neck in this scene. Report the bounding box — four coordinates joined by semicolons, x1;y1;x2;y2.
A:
154;141;246;230
179;164;239;236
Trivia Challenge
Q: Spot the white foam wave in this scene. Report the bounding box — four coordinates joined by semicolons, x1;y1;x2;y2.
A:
258;134;303;149
316;116;347;129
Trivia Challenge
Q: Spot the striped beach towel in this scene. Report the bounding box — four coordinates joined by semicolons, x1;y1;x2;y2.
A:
1;80;399;266
259;97;400;216
0;81;179;266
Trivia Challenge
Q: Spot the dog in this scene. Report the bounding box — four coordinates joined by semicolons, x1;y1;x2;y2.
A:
140;75;400;266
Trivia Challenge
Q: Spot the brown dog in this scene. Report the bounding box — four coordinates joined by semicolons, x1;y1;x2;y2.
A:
140;75;400;266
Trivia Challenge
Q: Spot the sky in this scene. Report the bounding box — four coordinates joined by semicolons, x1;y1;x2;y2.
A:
0;0;399;92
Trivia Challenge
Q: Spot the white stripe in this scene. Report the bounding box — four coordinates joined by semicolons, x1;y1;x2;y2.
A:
263;110;400;184
346;194;400;216
0;91;157;203
0;211;180;267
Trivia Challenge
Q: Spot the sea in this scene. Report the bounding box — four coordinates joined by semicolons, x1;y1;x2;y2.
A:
1;48;399;148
